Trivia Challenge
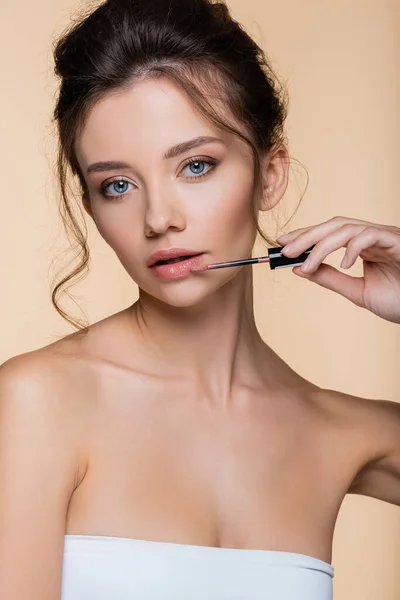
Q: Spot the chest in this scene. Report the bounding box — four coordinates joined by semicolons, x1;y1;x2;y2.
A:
66;385;356;562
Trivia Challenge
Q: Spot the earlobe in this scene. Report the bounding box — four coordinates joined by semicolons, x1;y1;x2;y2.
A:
260;186;280;212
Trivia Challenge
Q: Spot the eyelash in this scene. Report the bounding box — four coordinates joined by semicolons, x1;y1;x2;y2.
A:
99;156;218;201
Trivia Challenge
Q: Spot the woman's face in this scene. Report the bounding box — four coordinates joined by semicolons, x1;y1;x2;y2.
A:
75;77;262;307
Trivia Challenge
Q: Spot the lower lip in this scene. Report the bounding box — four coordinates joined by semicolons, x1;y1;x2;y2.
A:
150;254;205;280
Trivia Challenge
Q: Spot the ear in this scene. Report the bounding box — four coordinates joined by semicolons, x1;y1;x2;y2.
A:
259;145;290;212
82;193;94;219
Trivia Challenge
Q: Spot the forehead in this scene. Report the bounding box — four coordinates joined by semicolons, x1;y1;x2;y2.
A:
75;77;237;166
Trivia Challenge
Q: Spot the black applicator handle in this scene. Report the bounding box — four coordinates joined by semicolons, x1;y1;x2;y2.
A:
267;245;315;270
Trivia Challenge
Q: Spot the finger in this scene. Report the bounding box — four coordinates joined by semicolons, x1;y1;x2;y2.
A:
277;216;390;249
341;226;400;267
293;263;365;307
276;227;313;244
283;221;399;271
293;223;368;273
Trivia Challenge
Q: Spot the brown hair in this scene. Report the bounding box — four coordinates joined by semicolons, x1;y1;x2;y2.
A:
51;0;305;333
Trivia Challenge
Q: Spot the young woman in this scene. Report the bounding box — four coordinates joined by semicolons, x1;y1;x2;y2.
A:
1;1;399;599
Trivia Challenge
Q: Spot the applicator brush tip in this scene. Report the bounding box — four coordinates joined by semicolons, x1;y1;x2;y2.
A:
190;264;208;272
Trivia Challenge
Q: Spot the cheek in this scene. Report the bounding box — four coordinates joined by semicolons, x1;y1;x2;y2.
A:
91;206;143;263
206;178;255;246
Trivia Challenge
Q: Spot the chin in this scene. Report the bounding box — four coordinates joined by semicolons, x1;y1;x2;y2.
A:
139;270;240;308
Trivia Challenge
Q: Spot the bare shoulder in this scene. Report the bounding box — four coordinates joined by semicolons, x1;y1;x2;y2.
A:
313;387;400;505
1;343;78;384
0;307;138;403
0;348;67;401
312;387;400;461
0;349;91;598
1;339;92;394
0;347;92;476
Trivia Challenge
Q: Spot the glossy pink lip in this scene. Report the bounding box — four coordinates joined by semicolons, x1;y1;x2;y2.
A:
150;254;206;280
147;247;204;267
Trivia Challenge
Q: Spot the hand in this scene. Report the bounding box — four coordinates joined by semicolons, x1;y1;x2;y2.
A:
277;216;400;324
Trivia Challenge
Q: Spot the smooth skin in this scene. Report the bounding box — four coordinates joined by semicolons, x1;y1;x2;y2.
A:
1;77;400;599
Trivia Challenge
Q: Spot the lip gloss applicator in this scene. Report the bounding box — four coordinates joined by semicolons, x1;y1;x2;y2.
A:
191;245;315;272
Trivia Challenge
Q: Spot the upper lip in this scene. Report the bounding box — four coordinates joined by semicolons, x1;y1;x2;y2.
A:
147;248;204;267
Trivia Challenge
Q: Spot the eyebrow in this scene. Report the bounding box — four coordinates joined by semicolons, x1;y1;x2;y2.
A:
86;136;225;175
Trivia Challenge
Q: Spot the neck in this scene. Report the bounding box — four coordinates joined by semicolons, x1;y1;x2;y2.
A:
125;267;294;407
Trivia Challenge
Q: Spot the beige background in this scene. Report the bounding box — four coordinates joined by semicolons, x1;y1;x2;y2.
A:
1;0;399;597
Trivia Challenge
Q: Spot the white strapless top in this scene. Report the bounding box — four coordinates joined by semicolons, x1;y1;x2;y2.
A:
61;535;334;599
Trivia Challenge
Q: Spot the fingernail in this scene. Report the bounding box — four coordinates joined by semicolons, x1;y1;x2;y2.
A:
301;257;312;272
282;243;295;254
294;267;308;277
340;256;350;268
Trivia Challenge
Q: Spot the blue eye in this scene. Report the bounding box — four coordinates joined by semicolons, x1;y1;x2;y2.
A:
181;159;215;179
184;161;206;175
100;157;216;200
102;179;133;198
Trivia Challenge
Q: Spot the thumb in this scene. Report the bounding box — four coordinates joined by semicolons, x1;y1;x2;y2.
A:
293;263;365;307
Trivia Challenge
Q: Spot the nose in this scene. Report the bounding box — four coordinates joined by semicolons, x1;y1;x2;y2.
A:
144;188;186;237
